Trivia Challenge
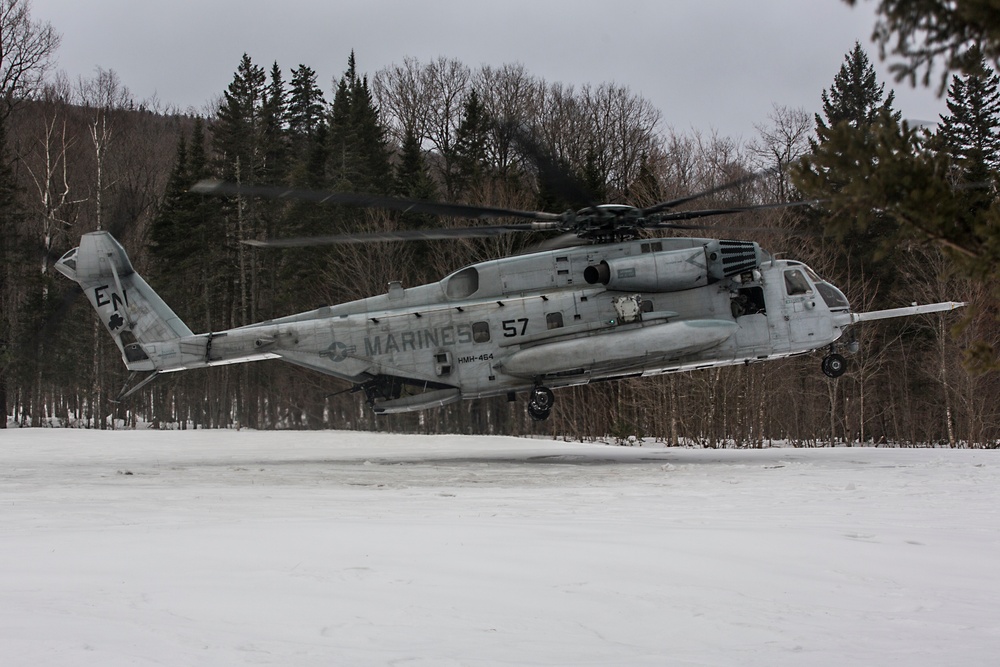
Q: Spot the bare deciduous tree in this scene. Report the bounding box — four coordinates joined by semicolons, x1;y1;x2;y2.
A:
76;67;131;231
748;104;812;201
0;0;59;119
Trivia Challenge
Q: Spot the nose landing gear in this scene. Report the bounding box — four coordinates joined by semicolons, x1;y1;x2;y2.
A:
821;353;847;378
821;334;854;378
527;386;555;421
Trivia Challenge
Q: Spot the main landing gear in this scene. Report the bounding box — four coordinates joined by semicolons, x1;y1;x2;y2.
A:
527;386;555;421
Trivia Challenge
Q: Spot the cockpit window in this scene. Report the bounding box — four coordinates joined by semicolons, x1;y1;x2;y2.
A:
784;269;812;296
816;282;850;309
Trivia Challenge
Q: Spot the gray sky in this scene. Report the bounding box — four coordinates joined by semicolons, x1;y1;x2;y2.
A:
31;0;947;139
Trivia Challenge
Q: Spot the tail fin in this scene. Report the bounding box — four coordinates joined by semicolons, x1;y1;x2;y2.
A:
54;231;193;372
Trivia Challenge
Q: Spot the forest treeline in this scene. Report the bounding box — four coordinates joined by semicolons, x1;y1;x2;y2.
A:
0;4;997;445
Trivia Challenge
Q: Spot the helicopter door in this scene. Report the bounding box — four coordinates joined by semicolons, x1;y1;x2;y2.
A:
780;268;828;345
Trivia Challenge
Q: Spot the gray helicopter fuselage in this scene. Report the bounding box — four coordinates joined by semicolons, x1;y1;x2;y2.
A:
141;236;849;409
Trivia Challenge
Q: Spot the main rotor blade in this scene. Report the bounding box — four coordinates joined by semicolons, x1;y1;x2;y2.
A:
191;180;562;223
641;168;778;216
647;199;818;225
243;223;543;248
507;124;596;210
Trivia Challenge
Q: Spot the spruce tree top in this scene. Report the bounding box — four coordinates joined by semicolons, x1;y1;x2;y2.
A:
817;42;900;132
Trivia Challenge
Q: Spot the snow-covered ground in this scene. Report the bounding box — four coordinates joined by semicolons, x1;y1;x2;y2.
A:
2;429;998;666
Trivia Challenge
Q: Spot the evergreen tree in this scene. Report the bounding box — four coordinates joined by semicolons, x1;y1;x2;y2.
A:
449;90;488;198
0;117;23;427
326;52;392;193
796;43;1000;366
149;132;189;264
149;118;218;330
285;64;327;187
288;64;326;140
815;42;901;135
936;48;1000;193
215;54;268;183
261;61;289;182
797;43;904;302
395;125;436;202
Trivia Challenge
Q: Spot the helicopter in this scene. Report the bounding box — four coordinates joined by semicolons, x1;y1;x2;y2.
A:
54;173;964;421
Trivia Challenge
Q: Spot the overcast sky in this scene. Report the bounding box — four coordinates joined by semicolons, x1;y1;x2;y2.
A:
30;0;947;139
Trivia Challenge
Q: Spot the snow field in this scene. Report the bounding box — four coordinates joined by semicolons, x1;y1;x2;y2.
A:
2;429;999;666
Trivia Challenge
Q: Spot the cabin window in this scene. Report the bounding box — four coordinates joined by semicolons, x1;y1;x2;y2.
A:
446;266;479;299
641;299;654;313
784;269;812;296
546;312;564;330
641;242;663;253
472;321;491;343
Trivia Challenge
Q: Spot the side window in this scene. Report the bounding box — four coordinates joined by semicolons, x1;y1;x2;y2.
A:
546;312;564;330
472;321;490;343
784;269;812;296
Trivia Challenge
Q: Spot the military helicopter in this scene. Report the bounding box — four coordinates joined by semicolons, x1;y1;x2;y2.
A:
54;169;964;421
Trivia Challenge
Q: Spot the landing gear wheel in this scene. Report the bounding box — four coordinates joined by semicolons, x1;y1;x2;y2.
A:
822;353;847;378
528;403;552;421
527;386;555;421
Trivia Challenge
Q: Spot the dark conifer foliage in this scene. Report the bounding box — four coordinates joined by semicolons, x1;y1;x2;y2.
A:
449;90;488;198
800;43;905;304
326;51;392;194
0;117;23;427
288;65;326;143
936;48;1000;190
816;42;900;133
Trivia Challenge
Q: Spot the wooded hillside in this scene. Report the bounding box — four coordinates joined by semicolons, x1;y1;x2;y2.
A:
0;8;996;445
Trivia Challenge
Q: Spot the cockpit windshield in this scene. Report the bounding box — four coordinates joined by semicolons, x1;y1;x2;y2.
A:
801;264;850;310
815;282;850;309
